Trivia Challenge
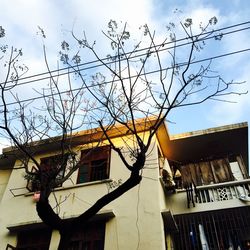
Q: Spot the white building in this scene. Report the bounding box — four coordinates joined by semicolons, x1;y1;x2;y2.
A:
0;119;249;249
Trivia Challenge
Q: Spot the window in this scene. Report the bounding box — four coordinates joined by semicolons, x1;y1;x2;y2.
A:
77;146;110;184
173;207;250;250
170;156;244;189
68;221;105;250
16;228;52;250
26;154;69;192
40;154;69;181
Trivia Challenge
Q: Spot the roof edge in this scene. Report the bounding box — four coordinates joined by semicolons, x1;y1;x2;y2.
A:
170;122;248;140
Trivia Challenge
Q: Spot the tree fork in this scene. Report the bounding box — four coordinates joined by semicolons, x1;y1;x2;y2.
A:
37;170;142;249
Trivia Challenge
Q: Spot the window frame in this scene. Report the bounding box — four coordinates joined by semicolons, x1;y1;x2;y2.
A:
26;153;69;192
77;146;111;184
16;228;52;250
68;221;106;250
40;153;69;181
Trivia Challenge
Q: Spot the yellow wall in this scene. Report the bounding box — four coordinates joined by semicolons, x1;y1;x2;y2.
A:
0;169;11;202
0;132;167;250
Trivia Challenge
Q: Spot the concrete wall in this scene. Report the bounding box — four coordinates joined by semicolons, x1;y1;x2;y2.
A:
0;169;11;202
0;133;166;250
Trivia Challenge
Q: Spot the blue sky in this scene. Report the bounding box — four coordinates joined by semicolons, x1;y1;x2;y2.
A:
0;0;249;141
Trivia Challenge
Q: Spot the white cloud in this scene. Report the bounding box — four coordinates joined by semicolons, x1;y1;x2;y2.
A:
0;0;249;138
206;60;250;126
0;136;11;154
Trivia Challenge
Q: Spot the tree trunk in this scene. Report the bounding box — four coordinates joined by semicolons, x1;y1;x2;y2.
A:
36;170;142;249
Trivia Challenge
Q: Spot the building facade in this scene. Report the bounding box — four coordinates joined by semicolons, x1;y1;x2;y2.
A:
161;122;250;249
0;120;248;249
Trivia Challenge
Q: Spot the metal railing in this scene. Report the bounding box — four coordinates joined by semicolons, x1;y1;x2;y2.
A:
173;206;250;250
195;179;250;203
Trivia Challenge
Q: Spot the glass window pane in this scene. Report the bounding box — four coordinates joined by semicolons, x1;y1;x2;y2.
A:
90;160;107;181
77;146;110;184
77;164;89;183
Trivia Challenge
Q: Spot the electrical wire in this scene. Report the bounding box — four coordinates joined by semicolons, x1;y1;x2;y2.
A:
1;20;250;87
1;46;249;108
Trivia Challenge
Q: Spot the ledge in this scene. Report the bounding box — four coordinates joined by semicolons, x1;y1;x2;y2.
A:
196;178;250;190
64;179;113;190
7;209;115;232
25;179;113;197
161;178;250;193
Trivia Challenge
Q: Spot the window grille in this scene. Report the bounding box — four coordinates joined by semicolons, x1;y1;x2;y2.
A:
16;228;52;250
172;207;250;250
68;221;105;250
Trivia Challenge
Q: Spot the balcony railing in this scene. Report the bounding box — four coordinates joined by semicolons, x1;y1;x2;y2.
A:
195;178;250;204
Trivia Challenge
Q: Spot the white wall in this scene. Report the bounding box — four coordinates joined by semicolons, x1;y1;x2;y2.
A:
0;133;167;250
0;169;11;202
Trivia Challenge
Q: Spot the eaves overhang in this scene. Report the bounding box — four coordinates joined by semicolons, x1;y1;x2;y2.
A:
0;116;161;169
1;119;248;171
0;154;16;170
159;122;248;171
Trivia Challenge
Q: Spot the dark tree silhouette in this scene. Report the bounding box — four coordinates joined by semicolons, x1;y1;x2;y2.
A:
0;18;245;249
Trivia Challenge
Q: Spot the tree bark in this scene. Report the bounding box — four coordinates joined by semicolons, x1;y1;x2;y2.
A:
36;171;142;250
36;198;64;231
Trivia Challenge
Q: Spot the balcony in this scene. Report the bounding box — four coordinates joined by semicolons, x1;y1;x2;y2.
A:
195;178;250;203
161;154;250;211
161;178;250;214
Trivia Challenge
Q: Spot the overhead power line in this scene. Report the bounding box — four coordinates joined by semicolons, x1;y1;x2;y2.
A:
1;46;249;108
1;20;250;88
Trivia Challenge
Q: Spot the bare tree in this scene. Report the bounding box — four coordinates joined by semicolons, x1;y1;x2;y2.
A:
0;18;245;249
